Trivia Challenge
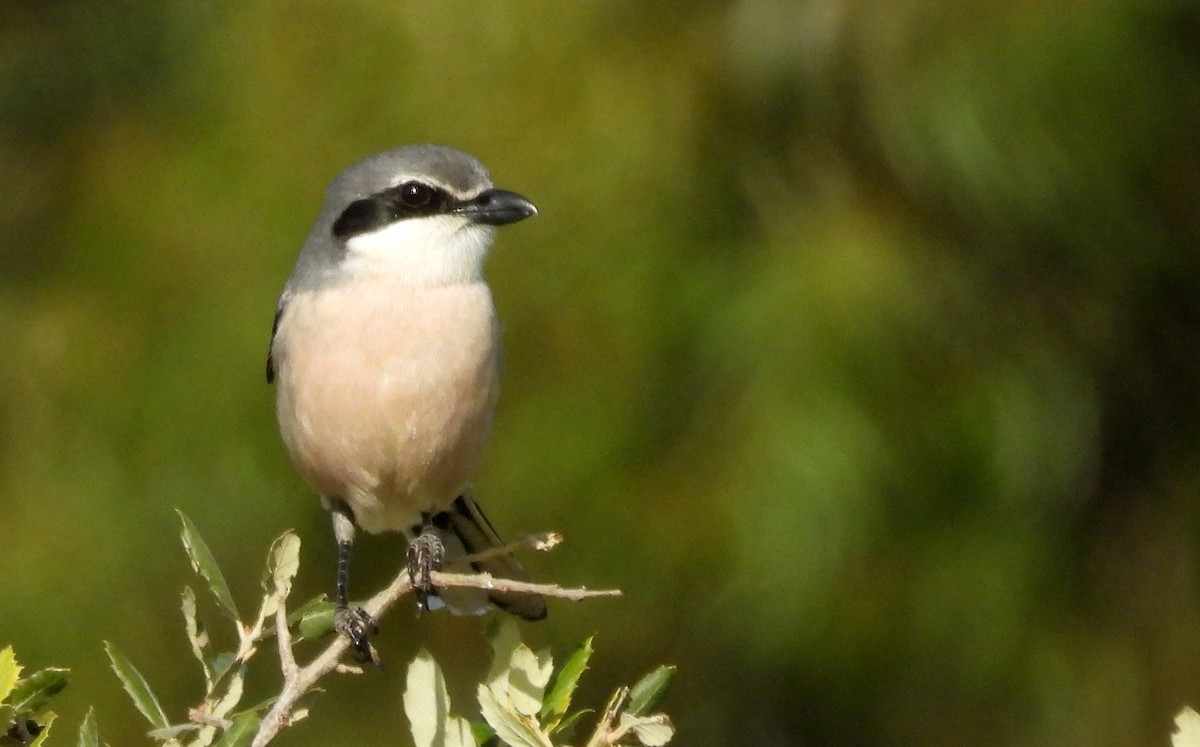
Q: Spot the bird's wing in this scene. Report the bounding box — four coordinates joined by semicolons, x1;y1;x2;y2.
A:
266;296;287;384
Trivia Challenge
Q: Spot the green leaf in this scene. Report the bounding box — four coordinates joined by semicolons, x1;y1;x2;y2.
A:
625;665;675;717
616;713;674;746
212;711;260;747
444;716;478;747
476;685;551;747
505;645;552;718
146;723;196;740
291;598;335;642
181;586;215;690
551;708;591;743
483;619;552;719
268;532;301;598
233;697;277;720
104;641;169;730
403;649;451;747
7;667;69;716
208;652;237;685
212;666;246;719
0;646;20;703
485;619;523;686
541;636;593;726
470;720;496;746
177;510;240;622
28;710;56;747
77;706;99;747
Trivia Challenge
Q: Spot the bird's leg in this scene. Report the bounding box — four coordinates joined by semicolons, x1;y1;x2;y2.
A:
406;512;445;613
330;500;379;664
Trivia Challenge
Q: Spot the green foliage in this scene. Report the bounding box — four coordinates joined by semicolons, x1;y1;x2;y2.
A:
107;514;305;746
539;636;593;730
177;510;240;624
101;514;665;747
0;647;78;747
403;650;475;747
403;621;674;747
4;669;68;722
210;713;259;747
104;641;170;733
76;709;99;747
624;666;674;719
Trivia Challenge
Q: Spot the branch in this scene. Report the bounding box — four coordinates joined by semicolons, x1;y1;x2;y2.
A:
251;546;620;747
431;570;621;603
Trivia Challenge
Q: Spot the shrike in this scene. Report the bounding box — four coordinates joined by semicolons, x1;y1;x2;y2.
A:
267;145;546;658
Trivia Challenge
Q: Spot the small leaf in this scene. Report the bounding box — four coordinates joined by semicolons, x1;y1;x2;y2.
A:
104;641;169;730
268;532;301;598
76;708;100;747
212;712;259;747
0;646;20;703
485;619;523;687
177;511;240;622
292;598;335;641
404;650;451;747
235;695;277;716
506;645;552;718
541;636;593;726
617;713;674;746
212;666;246;719
181;587;214;690
28;710;56;747
77;706;100;747
443;716;478;747
1174;707;1200;747
484;619;552;718
470;720;496;746
208;652;237;685
626;665;675;717
551;708;591;742
147;723;197;740
8;668;69;716
477;685;552;747
187;724;218;747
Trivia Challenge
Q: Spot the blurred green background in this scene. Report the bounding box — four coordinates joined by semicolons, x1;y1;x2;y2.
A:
3;1;1200;745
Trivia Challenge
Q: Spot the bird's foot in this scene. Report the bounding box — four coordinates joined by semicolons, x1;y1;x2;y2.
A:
406;527;445;612
334;605;380;665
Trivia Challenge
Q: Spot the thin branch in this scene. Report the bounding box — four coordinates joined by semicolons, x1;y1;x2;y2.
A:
273;596;297;678
430;570;621;602
250;559;620;747
585;686;629;747
455;532;564;566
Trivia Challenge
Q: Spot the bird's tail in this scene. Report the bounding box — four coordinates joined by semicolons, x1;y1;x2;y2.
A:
427;494;547;621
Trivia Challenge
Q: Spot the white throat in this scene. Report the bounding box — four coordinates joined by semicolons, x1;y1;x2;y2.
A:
342;215;495;286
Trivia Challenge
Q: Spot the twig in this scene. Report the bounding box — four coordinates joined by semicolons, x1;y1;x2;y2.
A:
251;563;620;747
273;595;297;678
430;570;621;602
454;532;563;566
585;685;629;747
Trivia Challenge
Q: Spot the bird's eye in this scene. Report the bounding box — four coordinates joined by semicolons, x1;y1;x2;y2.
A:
398;181;434;209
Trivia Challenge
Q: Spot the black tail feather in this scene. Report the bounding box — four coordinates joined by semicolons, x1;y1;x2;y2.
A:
442;495;548;621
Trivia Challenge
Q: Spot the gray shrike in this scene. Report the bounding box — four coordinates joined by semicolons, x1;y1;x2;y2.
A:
267;145;545;659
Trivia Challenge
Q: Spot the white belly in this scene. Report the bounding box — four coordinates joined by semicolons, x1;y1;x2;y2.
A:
272;278;500;533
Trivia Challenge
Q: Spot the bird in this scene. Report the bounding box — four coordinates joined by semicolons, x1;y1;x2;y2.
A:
266;145;546;660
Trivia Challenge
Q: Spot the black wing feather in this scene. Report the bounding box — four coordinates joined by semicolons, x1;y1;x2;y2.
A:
266;301;285;383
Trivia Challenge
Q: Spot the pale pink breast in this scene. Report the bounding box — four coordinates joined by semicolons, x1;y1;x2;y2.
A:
273;279;500;533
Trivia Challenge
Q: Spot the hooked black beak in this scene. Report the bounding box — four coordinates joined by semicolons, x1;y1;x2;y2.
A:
455;188;538;226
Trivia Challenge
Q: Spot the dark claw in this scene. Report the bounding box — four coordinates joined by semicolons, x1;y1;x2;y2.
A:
406;528;445;612
335;605;380;665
